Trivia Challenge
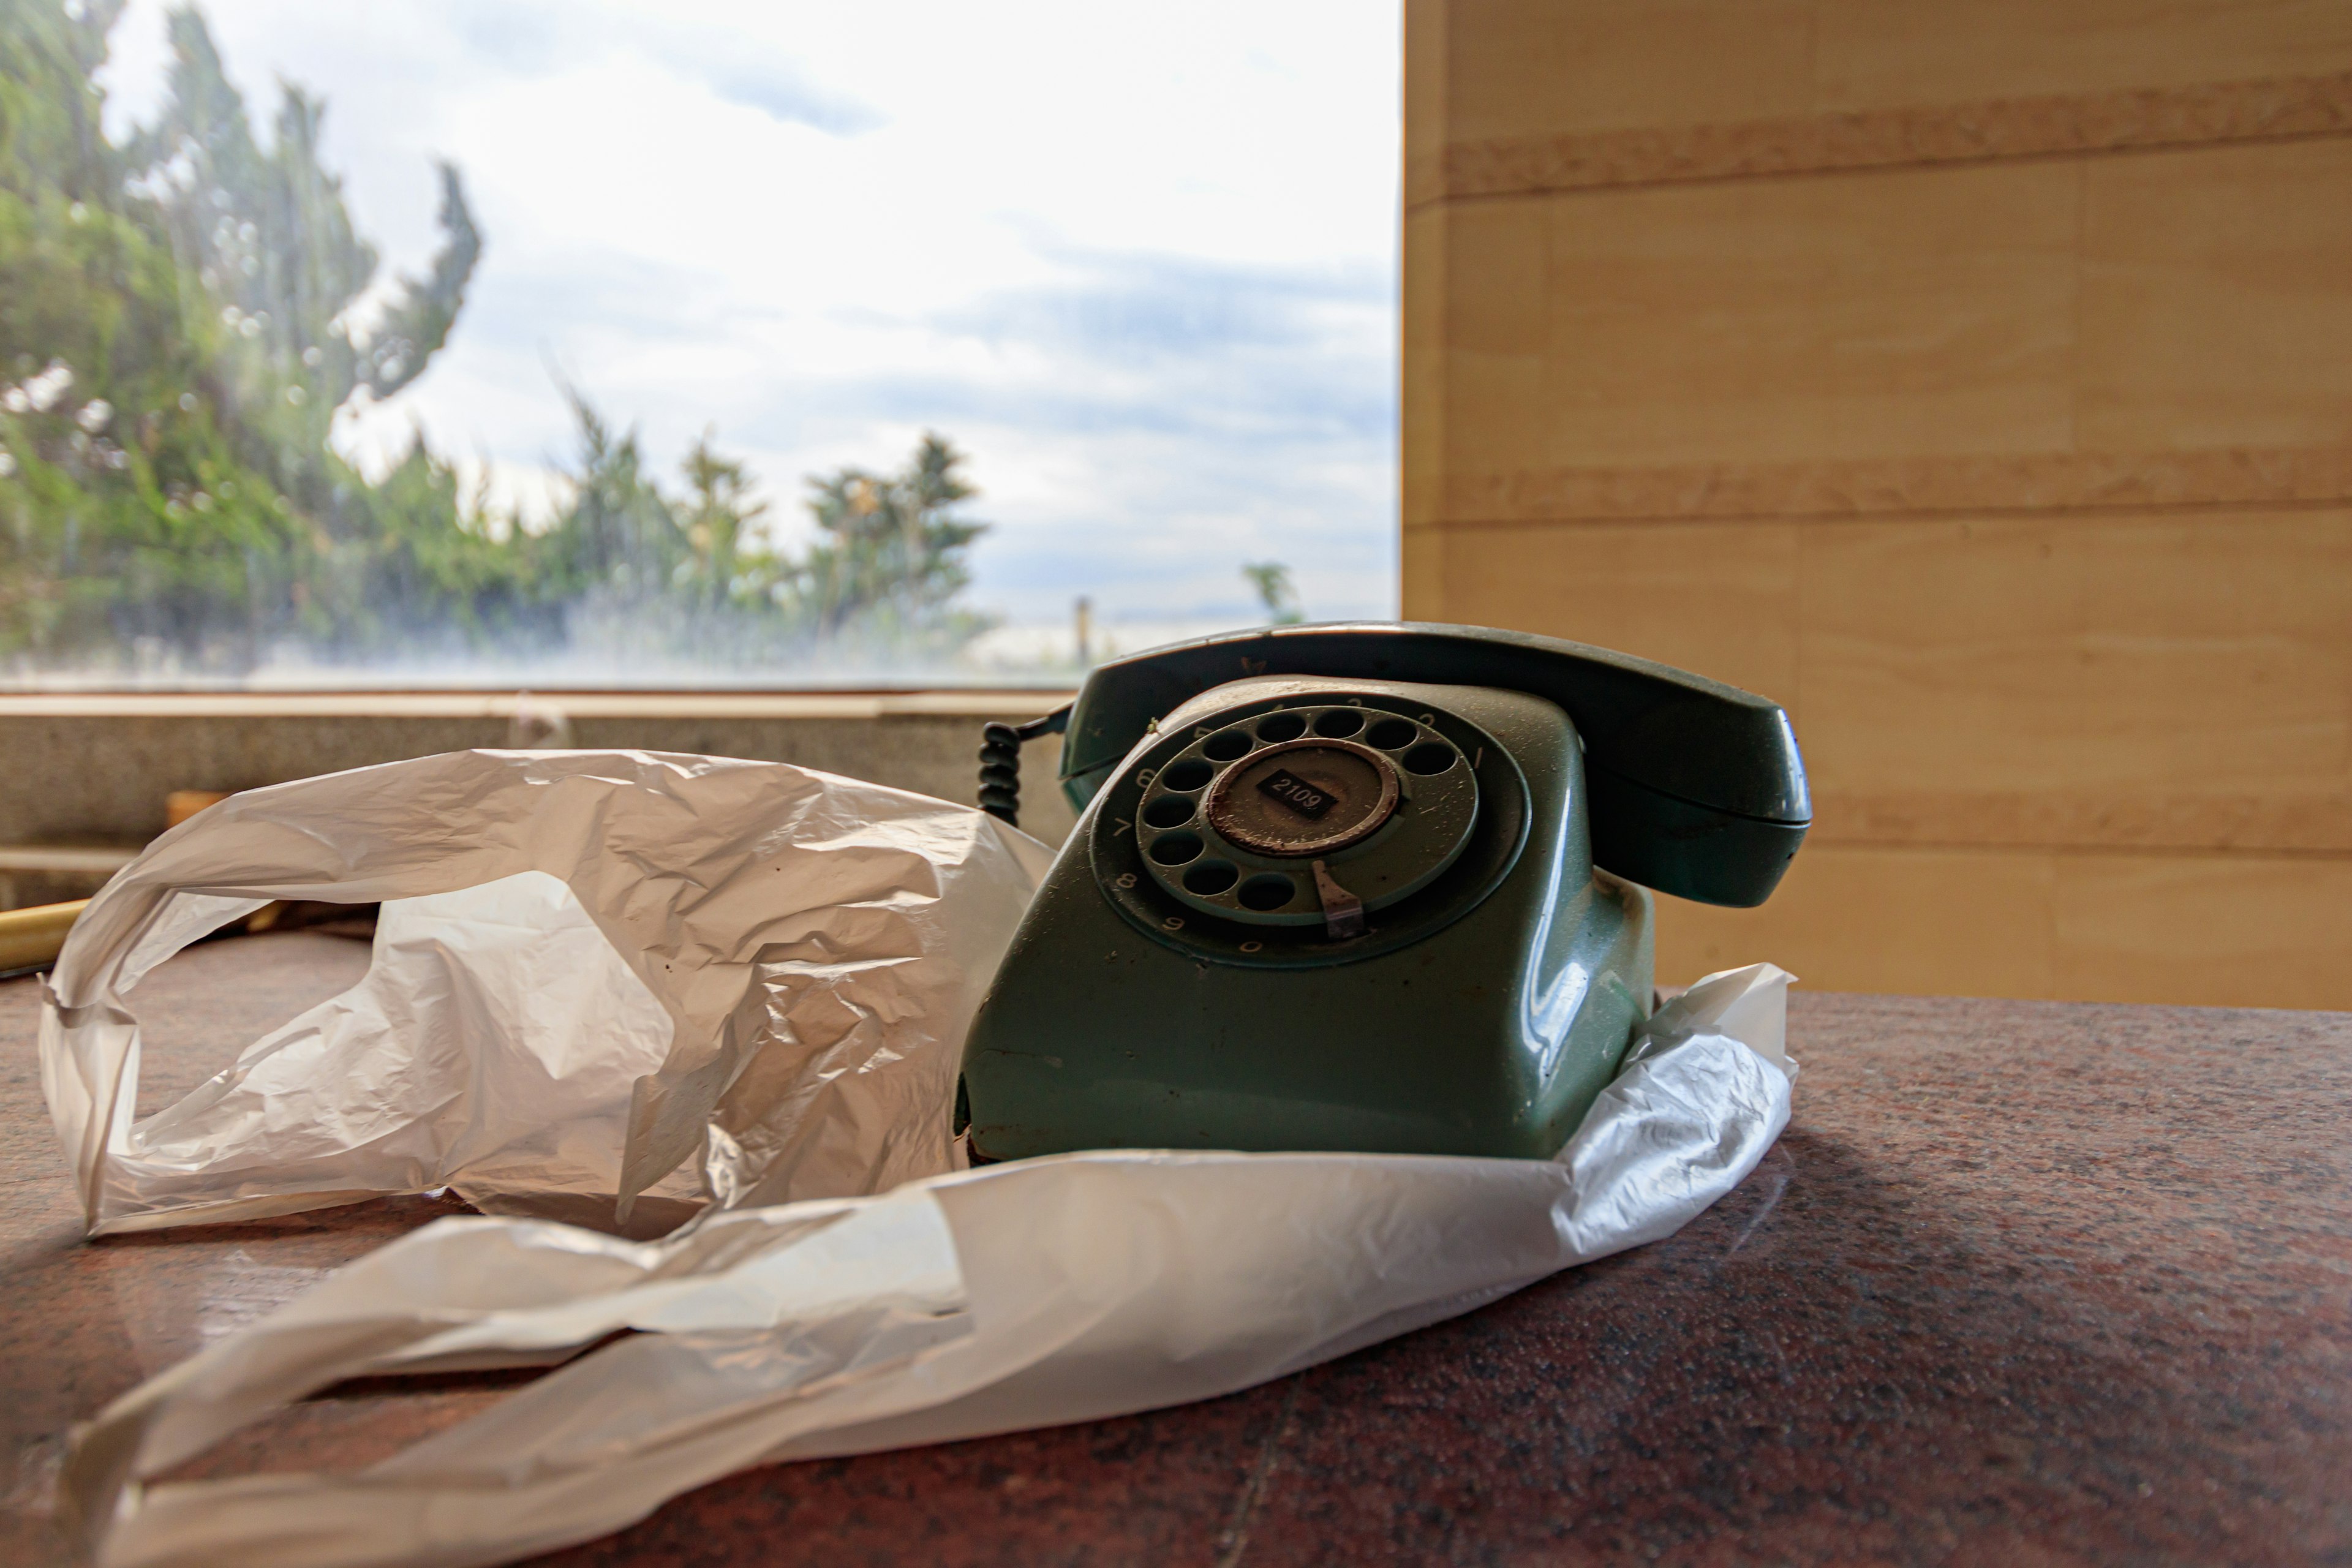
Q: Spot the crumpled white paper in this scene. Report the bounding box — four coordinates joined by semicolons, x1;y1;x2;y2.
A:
40;748;1052;1237
59;965;1796;1568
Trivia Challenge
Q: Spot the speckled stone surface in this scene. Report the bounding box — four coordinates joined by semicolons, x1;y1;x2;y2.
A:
3;935;2347;1565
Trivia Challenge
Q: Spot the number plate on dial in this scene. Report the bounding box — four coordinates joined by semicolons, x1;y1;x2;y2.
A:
1256;768;1333;820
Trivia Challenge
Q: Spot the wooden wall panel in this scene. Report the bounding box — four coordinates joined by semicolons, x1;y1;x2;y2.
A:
1440;198;1548;480
1431;521;1801;705
2061;514;2352;813
1400;205;1450;529
1657;846;2061;1001
1436;0;2352;151
1812;0;2352;111
2081;140;2352;452
1416;0;2352;211
2051;854;2352;1011
1800;513;2352;829
1528;164;2079;468
1404;0;2352;1008
1657;845;2352;1010
1442;0;1814;145
1798;518;2084;797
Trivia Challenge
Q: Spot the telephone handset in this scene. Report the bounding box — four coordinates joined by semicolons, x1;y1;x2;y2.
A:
960;622;1810;1163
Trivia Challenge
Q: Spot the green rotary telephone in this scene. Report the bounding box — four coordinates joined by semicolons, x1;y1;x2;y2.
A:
960;622;1809;1162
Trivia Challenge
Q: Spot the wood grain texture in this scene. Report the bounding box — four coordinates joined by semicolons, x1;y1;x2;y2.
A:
1411;0;2352;206
1420;140;2352;510
1491;162;2080;472
1427;68;2352;205
1657;845;2352;1009
1813;0;2352;113
2049;853;2352;1008
1432;0;1812;147
1433;443;2352;526
2081;139;2352;453
1800;516;2352;816
1399;206;1451;529
1659;845;2060;1001
1547;164;2079;466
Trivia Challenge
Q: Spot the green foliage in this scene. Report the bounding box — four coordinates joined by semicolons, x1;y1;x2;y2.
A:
1242;560;1303;625
795;432;993;658
0;0;992;678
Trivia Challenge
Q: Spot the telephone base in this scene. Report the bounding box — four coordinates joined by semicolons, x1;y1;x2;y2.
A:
959;679;1656;1162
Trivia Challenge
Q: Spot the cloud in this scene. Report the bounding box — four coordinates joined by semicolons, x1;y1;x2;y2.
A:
695;59;884;135
124;0;1406;636
440;4;884;135
919;244;1392;439
441;239;1400;621
942;252;1376;360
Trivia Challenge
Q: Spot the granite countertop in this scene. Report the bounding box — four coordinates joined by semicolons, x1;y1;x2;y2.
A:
2;932;2346;1566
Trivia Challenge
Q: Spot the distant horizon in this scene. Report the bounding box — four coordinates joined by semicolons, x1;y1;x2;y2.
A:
92;0;1403;646
0;608;1292;691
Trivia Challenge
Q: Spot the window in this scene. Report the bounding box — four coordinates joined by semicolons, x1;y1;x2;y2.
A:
0;0;1400;688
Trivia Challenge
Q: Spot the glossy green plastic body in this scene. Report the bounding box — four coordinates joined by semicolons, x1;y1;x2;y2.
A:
960;678;1657;1161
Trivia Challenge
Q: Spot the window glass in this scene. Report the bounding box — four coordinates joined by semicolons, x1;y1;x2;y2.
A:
0;1;1400;688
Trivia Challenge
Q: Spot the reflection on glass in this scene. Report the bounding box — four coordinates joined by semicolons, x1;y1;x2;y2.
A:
0;2;1398;688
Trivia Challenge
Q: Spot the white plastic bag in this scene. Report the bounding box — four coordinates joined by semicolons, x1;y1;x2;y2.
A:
59;966;1796;1568
40;748;1052;1236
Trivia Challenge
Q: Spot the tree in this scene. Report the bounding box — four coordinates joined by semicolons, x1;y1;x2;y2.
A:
679;431;771;612
794;432;993;657
0;0;511;670
1242;560;1303;625
0;0;996;677
523;399;995;669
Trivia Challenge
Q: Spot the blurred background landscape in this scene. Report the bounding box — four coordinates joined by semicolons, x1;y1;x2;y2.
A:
0;0;1399;687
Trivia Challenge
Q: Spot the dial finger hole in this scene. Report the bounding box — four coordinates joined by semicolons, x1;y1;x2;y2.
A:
1254;712;1307;744
1142;794;1196;829
1402;741;1458;775
1183;860;1238;896
1148;831;1204;867
1161;758;1214;791
1237;873;1296;911
1365;717;1417;750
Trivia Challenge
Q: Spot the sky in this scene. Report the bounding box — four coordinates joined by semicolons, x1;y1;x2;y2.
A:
95;0;1404;657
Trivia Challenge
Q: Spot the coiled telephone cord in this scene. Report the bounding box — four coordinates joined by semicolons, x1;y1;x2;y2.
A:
977;705;1072;829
